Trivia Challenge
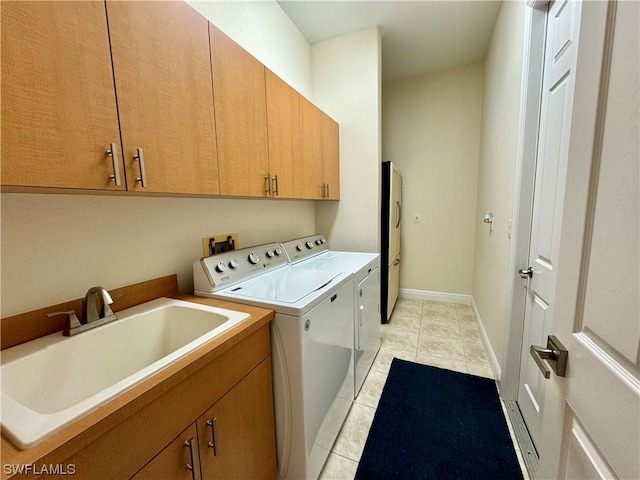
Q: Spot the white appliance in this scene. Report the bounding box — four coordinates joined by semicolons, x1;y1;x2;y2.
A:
193;243;354;480
281;234;380;398
381;161;402;322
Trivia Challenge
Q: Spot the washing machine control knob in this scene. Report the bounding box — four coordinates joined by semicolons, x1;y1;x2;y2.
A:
266;250;274;258
228;259;239;269
248;253;260;265
274;248;283;256
296;244;303;252
215;262;227;273
305;241;314;249
315;239;322;245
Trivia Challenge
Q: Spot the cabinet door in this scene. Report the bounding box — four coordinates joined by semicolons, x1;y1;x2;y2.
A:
265;70;302;199
1;1;123;190
107;1;219;195
132;424;199;480
198;359;277;480
322;114;341;200
300;97;325;199
210;25;270;198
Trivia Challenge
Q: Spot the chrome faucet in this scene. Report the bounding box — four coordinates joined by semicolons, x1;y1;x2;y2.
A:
84;286;117;324
47;286;118;336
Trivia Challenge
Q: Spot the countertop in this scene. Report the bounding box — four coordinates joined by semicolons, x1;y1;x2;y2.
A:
1;293;274;479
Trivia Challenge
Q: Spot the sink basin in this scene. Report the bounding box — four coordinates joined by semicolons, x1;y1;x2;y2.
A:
1;297;250;450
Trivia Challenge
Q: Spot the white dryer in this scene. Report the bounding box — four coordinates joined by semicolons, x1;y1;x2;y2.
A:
281;234;381;397
193;242;353;480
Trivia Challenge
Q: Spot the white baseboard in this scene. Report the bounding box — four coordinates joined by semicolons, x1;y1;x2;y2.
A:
471;298;502;381
399;288;472;305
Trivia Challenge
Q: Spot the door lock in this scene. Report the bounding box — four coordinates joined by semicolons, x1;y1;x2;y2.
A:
519;267;533;279
530;335;568;378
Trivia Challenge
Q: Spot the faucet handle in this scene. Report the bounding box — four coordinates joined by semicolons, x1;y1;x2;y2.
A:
47;310;82;330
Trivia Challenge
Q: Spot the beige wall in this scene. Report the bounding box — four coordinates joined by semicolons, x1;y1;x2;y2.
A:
0;195;314;316
1;1;315;317
187;0;312;97
472;0;527;368
312;27;382;253
382;63;483;295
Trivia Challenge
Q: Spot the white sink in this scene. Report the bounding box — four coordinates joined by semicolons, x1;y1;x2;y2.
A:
1;297;250;450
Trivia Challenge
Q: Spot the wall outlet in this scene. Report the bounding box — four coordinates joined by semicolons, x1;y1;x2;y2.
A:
413;213;421;223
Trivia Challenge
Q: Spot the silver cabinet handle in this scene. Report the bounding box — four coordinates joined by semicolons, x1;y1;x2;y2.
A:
106;143;122;186
206;418;218;456
272;174;279;196
133;148;147;187
326;183;330;198
530;335;568;379
265;173;271;196
396;201;402;228
321;183;326;198
184;438;202;480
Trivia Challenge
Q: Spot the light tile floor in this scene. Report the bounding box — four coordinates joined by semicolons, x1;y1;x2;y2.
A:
318;299;530;480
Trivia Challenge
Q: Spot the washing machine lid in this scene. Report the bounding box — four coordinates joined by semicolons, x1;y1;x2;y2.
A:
221;267;342;304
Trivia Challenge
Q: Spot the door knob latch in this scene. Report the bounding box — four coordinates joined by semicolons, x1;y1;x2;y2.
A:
530;335;568;379
519;267;533;279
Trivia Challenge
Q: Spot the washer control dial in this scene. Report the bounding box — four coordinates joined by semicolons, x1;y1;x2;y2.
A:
266;250;274;258
296;244;303;252
248;253;260;265
228;259;239;269
215;262;227;273
274;248;283;256
305;241;314;249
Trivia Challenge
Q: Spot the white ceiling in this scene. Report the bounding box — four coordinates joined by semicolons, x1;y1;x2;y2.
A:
277;1;502;83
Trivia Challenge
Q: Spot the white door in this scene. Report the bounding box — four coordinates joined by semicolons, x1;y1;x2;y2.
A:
517;0;582;447
538;0;639;477
520;0;640;478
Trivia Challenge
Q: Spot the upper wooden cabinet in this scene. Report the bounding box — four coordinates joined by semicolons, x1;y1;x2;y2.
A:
300;97;325;199
2;1;337;200
265;70;304;199
299;98;341;200
210;25;269;198
107;1;219;195
1;1;219;195
1;1;123;191
323;114;341;200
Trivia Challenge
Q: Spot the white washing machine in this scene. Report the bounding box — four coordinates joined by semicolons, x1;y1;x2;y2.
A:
193;242;354;480
281;234;381;397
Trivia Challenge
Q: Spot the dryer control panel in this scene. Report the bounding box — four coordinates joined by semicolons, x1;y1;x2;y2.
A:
195;242;287;292
281;234;328;264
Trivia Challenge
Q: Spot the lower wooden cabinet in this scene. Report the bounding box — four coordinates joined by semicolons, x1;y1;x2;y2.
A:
196;360;276;479
133;360;276;480
132;425;198;480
